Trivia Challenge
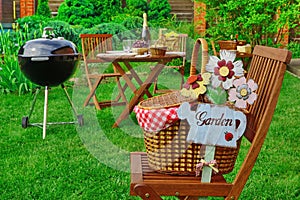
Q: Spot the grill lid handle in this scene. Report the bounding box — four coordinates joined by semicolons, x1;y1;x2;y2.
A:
31;57;49;61
42;27;55;39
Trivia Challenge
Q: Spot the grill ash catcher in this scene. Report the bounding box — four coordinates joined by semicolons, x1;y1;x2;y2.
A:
18;27;83;139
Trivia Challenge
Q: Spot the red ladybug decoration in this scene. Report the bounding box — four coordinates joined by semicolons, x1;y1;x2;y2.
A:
224;131;234;141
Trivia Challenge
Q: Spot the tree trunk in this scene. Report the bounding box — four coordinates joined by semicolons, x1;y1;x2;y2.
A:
121;0;126;8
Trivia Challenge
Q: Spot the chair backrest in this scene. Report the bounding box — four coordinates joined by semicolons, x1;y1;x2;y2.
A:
229;45;292;198
244;45;292;142
189;38;209;75
80;34;113;61
173;34;188;53
173;34;188;67
155;30;188;53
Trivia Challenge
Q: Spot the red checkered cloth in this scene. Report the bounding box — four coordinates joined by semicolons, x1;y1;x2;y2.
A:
134;106;179;133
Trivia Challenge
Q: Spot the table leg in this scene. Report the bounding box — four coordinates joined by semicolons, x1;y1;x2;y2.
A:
83;76;104;107
113;61;137;92
113;63;165;127
123;61;152;98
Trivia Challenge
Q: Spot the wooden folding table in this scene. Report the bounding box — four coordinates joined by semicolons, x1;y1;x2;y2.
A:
86;53;182;127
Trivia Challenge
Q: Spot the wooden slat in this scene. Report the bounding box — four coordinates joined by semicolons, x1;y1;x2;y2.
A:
168;0;194;21
130;153;143;195
252;45;292;63
130;152;232;197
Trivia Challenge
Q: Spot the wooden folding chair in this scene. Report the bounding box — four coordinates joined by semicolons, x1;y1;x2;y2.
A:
153;33;188;94
130;45;292;199
80;34;128;110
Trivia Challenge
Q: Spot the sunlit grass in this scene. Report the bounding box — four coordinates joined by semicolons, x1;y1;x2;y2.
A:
0;72;299;199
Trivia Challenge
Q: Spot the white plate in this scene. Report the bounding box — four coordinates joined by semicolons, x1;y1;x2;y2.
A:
166;52;186;56
106;51;137;56
106;51;125;54
97;52;137;58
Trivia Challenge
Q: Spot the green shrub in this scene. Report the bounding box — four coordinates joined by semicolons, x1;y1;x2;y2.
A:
56;0;122;28
36;0;51;18
200;0;299;47
81;23;129;36
57;0;99;28
288;41;300;58
16;15;49;40
98;0;122;23
148;0;171;22
123;0;147;16
17;16;81;47
47;20;80;45
0;54;35;94
0;26;37;94
111;14;143;31
81;23;134;49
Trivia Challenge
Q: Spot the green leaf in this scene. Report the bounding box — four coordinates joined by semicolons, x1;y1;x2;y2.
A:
206;86;228;105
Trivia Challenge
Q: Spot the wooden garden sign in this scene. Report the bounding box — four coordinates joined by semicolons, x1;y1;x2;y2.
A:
177;102;247;199
178;102;247;147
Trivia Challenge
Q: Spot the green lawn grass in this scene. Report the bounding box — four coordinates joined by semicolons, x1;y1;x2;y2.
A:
0;71;299;199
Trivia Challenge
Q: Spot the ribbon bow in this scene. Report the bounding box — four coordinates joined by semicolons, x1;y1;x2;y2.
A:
195;159;219;176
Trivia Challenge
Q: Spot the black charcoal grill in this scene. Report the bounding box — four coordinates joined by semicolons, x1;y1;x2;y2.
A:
19;27;83;139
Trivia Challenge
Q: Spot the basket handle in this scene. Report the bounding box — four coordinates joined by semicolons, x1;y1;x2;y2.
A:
190;38;209;76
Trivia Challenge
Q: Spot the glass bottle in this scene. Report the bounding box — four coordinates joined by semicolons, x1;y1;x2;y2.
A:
142;13;151;47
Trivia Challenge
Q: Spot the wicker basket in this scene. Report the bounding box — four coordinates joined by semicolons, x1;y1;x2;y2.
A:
138;90;196;110
150;47;167;56
132;48;148;55
237;40;247;46
218;40;237;50
138;91;241;175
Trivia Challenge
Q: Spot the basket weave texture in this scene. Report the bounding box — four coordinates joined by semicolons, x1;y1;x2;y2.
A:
132;48;148;55
138;91;241;175
218;40;237;50
150;47;167;56
138;90;196;110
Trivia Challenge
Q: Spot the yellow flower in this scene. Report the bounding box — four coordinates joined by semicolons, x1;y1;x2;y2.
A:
181;73;211;98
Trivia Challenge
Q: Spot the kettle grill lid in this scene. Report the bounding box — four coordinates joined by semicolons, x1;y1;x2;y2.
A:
18;27;78;57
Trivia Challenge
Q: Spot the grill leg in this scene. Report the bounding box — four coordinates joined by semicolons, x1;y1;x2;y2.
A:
42;86;49;139
61;84;84;126
61;84;78;116
22;88;41;128
28;87;41;120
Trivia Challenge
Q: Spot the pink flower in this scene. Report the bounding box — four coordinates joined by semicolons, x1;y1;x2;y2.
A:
228;77;258;109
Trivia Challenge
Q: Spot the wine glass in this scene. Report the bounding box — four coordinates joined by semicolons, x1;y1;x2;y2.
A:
123;40;133;53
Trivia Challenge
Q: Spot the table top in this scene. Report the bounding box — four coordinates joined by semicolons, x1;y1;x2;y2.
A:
216;51;252;58
97;51;184;62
